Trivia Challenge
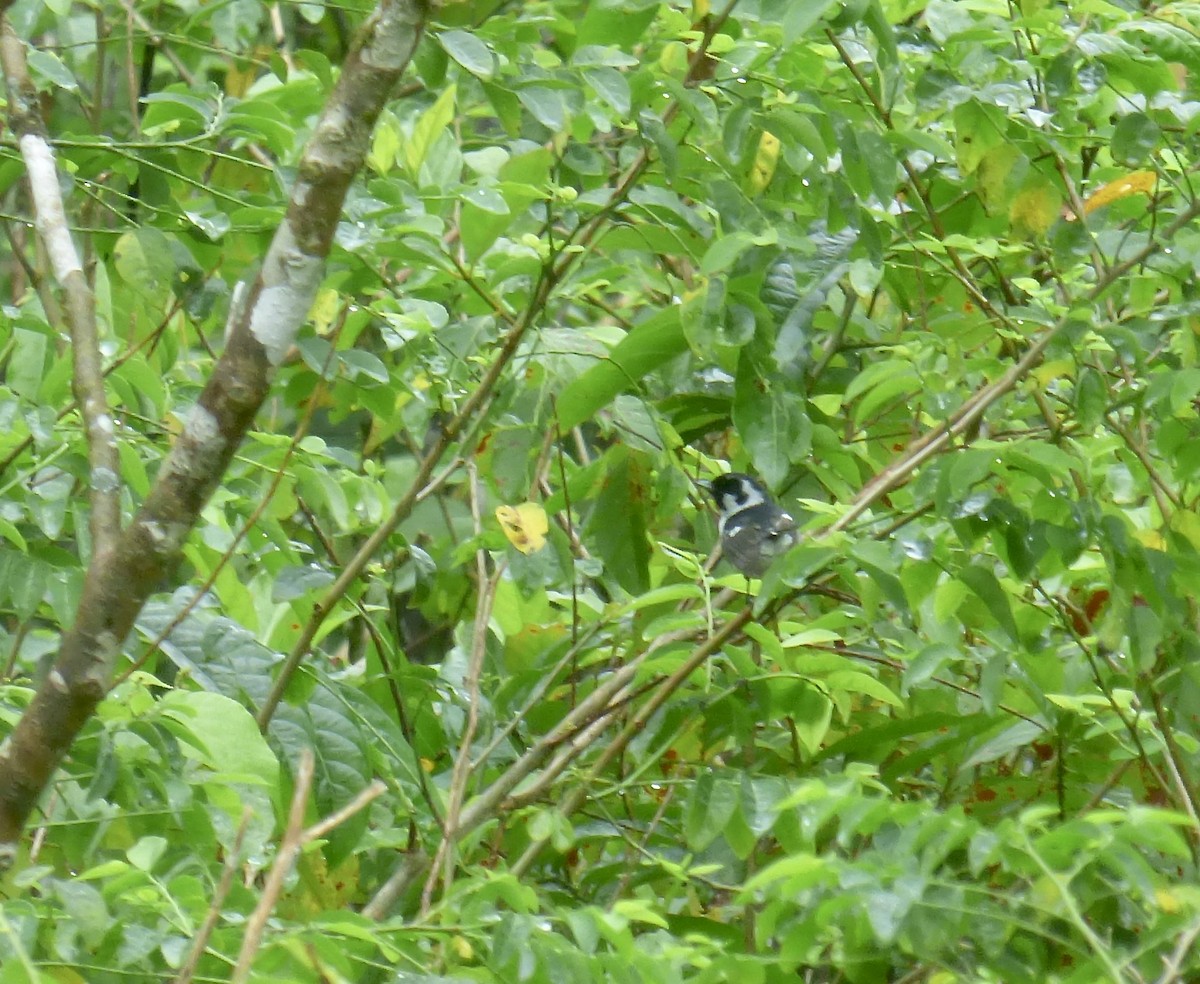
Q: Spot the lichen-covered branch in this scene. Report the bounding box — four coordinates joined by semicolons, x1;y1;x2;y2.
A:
0;0;429;852
1;22;121;557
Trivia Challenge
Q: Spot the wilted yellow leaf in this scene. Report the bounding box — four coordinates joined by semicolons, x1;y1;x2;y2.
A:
496;503;549;554
1083;171;1157;214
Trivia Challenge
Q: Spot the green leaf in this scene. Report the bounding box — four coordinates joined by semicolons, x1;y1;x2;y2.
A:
732;357;811;488
958;565;1020;643
407;84;457;172
741;774;788;836
583;448;652;594
518;86;568;130
127;836;168;873
113;228;178;300
783;0;839;41
962;720;1044;769
27;49;77;90
272;563;336;602
340;350;390;385
1111;112;1160;165
702;231;760;275
8;328;46;400
824;670;903;708
583;67;631;115
439;30;495;79
556;307;687;432
159;691;280;790
685;772;739;850
791;687;833;755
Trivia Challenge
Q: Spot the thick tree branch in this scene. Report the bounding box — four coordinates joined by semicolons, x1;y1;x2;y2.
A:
0;0;429;852
1;22;121;557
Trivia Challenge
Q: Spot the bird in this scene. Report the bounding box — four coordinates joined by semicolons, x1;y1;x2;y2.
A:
704;472;799;578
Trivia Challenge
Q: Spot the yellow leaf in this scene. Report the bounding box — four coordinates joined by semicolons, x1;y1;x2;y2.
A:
310;287;341;334
747;130;781;196
1010;180;1060;237
1171;510;1200;551
976;144;1020;211
496;503;549;554
225;47;272;98
1133;528;1165;550
1031;358;1071;386
1156;887;1182;914
1083;171;1157;214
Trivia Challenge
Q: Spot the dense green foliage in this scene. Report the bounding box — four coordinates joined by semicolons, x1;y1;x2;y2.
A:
1;0;1199;980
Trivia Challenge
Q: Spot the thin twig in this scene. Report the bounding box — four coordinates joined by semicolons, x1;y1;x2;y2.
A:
508;608;755;877
229;758;384;983
1020;830;1136;984
421;463;505;913
256;290;550;730
303;779;386;843
112;306;347;688
363;609;750;918
1153;917;1200;984
231;750;315;983
830;195;1200;536
173;810;251;984
1149;689;1200;847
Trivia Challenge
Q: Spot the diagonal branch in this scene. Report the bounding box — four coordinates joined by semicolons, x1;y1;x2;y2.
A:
830;196;1200;535
362;607;753;918
0;0;430;852
1;22;121;558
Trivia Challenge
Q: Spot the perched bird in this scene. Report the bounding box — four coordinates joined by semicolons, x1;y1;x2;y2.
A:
705;472;799;577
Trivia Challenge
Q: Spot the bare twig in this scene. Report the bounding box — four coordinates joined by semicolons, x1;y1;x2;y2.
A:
1020;830;1136;984
364;607;753;917
303;779;386;843
230;754;383;983
1148;690;1200;845
231;751;315;983
1154;917;1200;984
421;464;505;913
174;810;251;984
509;608;754;876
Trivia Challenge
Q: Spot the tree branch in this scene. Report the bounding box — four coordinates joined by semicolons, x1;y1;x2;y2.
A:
1;22;121;557
831;196;1200;535
0;0;430;852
